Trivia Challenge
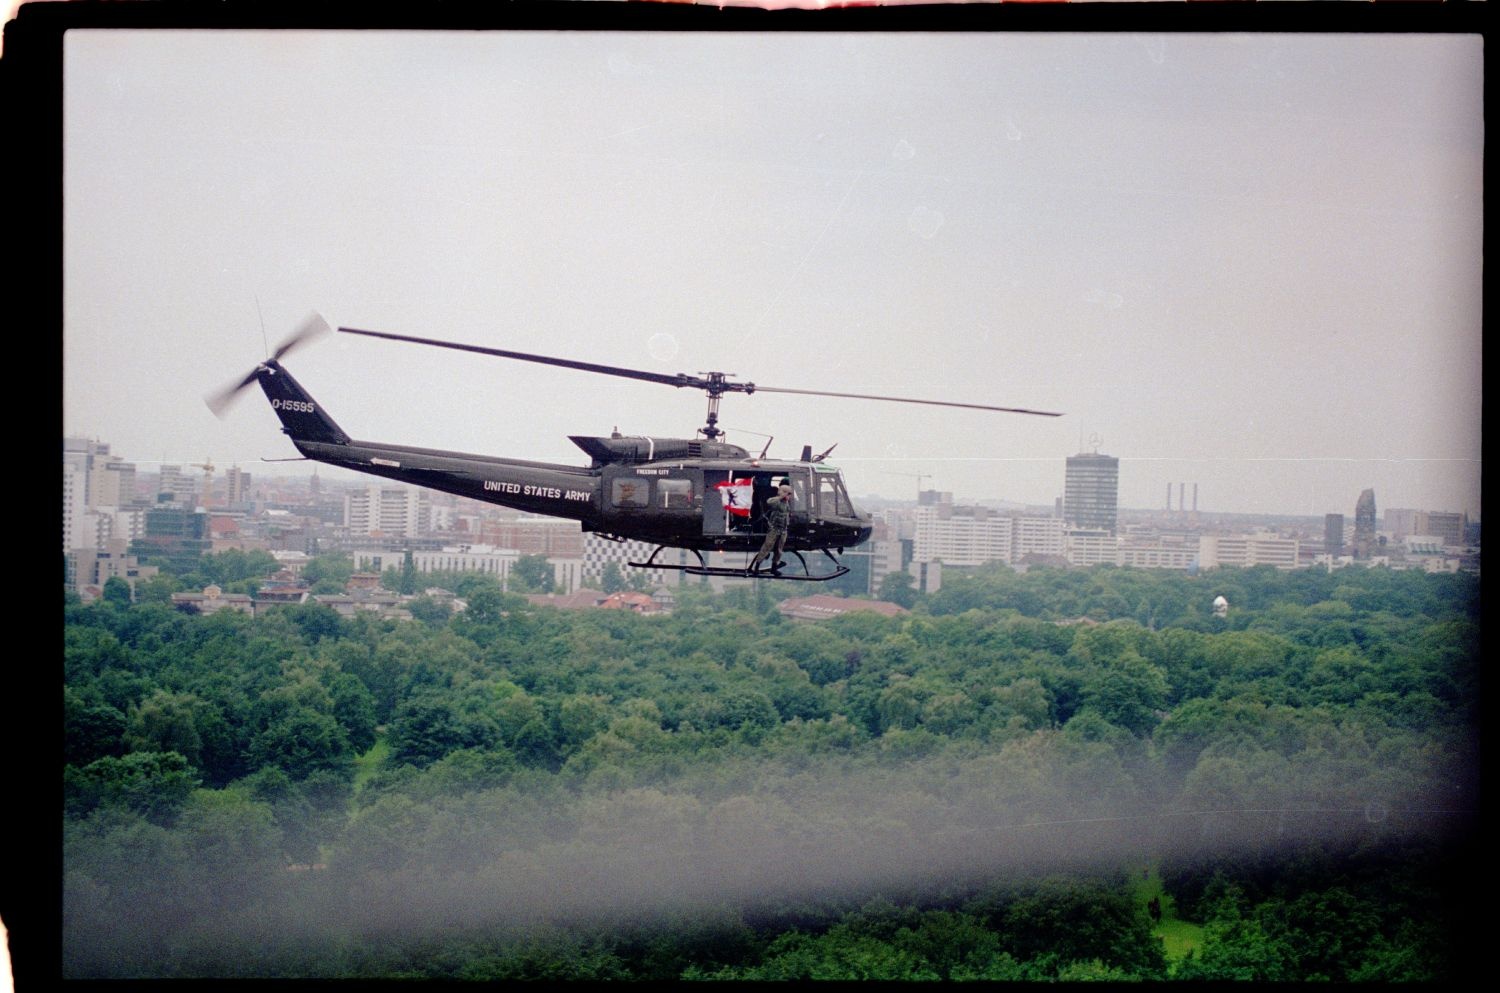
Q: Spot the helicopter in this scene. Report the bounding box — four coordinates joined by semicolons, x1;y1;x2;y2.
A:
209;315;1061;581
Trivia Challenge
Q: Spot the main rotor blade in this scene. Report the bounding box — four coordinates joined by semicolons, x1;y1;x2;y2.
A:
752;385;1063;417
339;327;697;390
271;312;331;362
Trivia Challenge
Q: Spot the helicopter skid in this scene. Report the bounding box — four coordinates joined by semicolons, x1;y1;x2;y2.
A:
628;547;850;582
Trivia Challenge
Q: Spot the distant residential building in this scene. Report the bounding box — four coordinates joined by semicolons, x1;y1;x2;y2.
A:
355;544;513;580
866;538;908;594
479;516;586;558
68;538;159;595
1013;516;1065;561
1199;532;1300;570
352;544;584;593
1419;511;1468;547
1117;532;1200;570
911;506;1071;570
914;504;1013;566
345;484;431;539
1063;528;1116;567
64;437;110;506
1383;508;1466;547
63;462;88;554
90;459;139;509
171;585;255;616
157;464;199;506
223;466;252;506
1064;452;1120;533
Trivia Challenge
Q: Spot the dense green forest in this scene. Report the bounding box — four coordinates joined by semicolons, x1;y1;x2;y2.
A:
63;560;1479;979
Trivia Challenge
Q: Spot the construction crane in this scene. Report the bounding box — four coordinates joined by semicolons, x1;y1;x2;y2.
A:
189;459;215;507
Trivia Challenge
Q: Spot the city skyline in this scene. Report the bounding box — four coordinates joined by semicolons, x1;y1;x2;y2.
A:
75;432;1473;527
62;30;1482;519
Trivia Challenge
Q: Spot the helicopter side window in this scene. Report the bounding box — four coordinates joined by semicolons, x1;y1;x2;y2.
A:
659;478;692;510
611;478;650;508
817;473;850;517
789;474;810;513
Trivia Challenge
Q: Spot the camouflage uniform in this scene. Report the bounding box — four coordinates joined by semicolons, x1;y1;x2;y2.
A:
749;486;793;572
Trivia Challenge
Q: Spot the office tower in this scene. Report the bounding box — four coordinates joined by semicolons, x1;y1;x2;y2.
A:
1064;452;1119;533
1324;513;1344;556
1353;488;1377;558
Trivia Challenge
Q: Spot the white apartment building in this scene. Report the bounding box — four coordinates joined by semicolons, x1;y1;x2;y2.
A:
344;485;432;539
1198;532;1300;570
914;506;1014;566
89;460;138;509
352;545;584;594
1013;515;1065;561
1118;535;1201;570
64;462;88;554
157;464;199;506
913;506;1067;568
1063;528;1117;567
866;538;908;593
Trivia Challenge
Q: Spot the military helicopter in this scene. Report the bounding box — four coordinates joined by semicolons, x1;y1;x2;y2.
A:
209;315;1061;580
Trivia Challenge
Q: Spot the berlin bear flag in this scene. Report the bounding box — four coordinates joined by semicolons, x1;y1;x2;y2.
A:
715;478;754;518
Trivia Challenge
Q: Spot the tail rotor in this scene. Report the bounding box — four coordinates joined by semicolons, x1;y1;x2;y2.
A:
206;312;331;418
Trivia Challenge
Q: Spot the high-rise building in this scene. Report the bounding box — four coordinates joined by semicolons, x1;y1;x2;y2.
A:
63;462;88;554
224;466;252;506
1064;452;1119;533
1354;488;1377;558
914;505;1013;566
157;465;199;506
344;484;432;538
1418;511;1467;547
90;459;139;509
1324;513;1345;556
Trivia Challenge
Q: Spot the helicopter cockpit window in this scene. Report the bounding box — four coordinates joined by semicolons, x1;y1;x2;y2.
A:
816;472;851;517
659;478;692;509
611;478;650;508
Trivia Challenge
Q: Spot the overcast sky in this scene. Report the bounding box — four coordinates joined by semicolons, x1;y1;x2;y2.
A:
62;29;1482;519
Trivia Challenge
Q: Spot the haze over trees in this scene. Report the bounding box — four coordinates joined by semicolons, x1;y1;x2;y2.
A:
63;563;1478;979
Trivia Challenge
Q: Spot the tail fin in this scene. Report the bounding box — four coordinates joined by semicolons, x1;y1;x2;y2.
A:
256;360;350;445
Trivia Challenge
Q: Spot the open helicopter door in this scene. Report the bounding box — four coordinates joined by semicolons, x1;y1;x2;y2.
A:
701;469;810;538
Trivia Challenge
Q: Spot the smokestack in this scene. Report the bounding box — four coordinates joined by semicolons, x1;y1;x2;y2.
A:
1193;483;1198;512
1166;482;1173;512
1179;482;1185;513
